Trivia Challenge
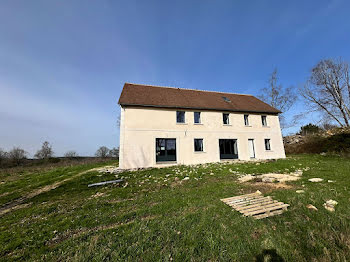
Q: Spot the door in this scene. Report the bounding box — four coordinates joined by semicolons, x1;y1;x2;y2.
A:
156;138;176;162
219;139;238;159
248;139;255;158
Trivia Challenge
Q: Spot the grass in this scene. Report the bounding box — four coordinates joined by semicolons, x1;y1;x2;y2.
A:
0;154;350;261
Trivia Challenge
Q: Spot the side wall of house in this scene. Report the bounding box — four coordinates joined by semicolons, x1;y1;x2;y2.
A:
119;106;285;169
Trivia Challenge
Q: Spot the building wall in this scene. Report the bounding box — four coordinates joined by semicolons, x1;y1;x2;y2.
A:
119;106;286;169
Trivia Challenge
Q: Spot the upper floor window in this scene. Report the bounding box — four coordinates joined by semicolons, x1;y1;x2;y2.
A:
265;139;271;151
261;115;267;126
176;111;185;123
194;139;204;152
194;112;201;124
223;113;230;125
244;114;249;126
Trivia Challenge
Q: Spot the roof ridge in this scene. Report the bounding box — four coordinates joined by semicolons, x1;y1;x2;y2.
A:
125;82;253;97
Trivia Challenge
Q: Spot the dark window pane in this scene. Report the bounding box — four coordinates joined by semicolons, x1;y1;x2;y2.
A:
265;139;271;150
244;115;249;126
156;138;176;161
194;112;201;123
223;113;229;124
176;111;185;123
262;116;267;126
194;139;203;151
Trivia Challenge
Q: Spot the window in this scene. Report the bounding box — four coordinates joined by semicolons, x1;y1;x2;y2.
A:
244;114;249;126
222;96;231;102
262;115;267;126
176;111;185;123
156;138;177;162
194;112;201;124
223;113;230;125
194;139;204;152
265;139;271;151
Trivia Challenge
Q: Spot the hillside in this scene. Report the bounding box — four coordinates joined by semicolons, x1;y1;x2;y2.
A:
284;128;350;154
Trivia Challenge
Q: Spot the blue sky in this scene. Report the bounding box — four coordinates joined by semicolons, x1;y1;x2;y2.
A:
1;0;350;157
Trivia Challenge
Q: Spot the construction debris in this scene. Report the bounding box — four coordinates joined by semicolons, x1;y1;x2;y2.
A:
221;191;289;219
323;200;338;212
88;179;123;187
296;190;305;194
306;204;318;211
238;170;302;183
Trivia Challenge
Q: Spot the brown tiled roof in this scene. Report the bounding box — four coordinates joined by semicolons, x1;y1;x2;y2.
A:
118;83;281;114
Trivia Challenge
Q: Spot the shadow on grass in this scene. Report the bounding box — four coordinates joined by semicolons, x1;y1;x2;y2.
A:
255;249;284;262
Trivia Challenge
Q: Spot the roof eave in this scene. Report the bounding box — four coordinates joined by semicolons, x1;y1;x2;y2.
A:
119;103;281;115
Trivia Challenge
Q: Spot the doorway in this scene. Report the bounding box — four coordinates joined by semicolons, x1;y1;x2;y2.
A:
248;139;255;158
219;139;238;159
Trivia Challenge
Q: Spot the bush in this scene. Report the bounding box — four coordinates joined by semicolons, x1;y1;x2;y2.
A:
8;147;28;165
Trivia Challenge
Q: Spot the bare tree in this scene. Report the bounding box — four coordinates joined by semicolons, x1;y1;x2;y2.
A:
8;147;27;165
108;147;119;158
0;148;8;164
258;69;297;129
95;146;110;158
35;141;54;159
64;150;79;158
300;58;350;127
116;114;121;128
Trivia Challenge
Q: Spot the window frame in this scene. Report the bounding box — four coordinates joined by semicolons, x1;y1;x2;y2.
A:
194;138;204;152
264;139;271;151
194;112;201;124
261;115;267;127
176;111;185;124
156;138;177;162
244;114;249;126
223;113;230;125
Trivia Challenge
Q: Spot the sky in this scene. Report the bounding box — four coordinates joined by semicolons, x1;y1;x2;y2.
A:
1;0;350;157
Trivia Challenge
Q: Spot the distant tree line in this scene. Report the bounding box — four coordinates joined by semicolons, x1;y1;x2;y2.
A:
0;141;119;167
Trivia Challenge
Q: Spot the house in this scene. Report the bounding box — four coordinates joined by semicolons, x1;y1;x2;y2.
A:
118;83;285;169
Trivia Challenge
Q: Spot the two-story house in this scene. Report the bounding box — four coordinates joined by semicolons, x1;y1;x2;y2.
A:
118;83;285;169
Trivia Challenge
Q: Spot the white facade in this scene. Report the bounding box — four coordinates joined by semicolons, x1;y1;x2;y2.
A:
119;106;286;169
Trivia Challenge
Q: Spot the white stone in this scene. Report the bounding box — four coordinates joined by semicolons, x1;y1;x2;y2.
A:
308;178;323;182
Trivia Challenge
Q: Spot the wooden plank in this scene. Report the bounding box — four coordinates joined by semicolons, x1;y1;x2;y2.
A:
244;204;290;216
242;202;288;215
220;192;261;201
235;200;277;211
254;209;285;219
223;195;264;204
231;197;272;207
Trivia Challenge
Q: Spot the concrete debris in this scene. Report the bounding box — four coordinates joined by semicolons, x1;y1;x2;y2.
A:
182;177;190;181
91;166;122;174
306;204;318;211
296;190;305;193
328;180;335;183
238;171;302;183
323;200;338;212
308;178;323;182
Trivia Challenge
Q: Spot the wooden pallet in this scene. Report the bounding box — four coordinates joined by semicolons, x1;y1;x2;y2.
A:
220;191;289;219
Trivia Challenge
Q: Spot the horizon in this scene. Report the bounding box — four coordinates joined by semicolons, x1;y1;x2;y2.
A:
1;0;350;157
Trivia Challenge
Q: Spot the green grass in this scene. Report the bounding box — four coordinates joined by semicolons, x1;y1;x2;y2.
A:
0;155;350;261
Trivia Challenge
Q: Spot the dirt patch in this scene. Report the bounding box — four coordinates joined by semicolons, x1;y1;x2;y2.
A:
0;203;32;216
244;183;295;194
238;171;302;183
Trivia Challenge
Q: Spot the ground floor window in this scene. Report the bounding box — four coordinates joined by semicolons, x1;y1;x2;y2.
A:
265;139;271;151
156;138;176;162
219;139;238;159
194;139;203;152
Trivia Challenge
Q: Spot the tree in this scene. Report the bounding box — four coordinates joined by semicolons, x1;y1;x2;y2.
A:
299;123;320;136
64;151;79;158
8;147;27;164
95;146;110;158
0;148;8;164
35;141;54;159
108;147;119;158
300;58;350;127
258;69;297;129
